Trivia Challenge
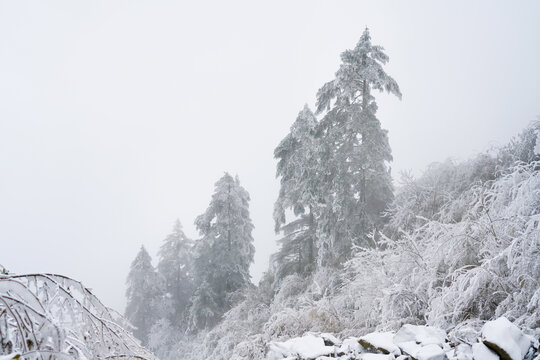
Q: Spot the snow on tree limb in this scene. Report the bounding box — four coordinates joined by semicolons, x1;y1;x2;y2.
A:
0;273;157;360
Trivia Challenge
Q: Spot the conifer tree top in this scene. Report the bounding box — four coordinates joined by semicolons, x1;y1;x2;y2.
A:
160;219;192;251
132;246;152;265
195;172;253;234
316;27;401;114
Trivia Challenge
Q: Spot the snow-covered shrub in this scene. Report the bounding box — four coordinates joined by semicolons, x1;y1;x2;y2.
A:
229;334;268;360
425;161;540;329
362;158;540;333
309;266;342;299
272;274;309;307
154;122;540;360
167;288;272;360
262;302;343;341
148;318;179;359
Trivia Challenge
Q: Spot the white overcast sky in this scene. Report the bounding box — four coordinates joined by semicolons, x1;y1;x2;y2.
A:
1;1;539;312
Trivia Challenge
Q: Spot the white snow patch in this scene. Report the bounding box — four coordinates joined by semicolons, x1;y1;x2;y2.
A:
416;344;446;360
453;344;473;360
394;325;447;346
398;341;446;360
398;341;424;358
268;334;334;359
359;354;396;360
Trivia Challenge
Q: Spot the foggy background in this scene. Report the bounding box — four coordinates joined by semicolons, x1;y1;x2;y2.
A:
1;0;539;312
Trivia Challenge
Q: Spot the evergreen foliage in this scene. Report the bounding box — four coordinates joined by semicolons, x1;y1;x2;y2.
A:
314;27;401;266
189;173;255;329
273;105;319;280
273;28;402;278
125;246;160;345
156;219;194;326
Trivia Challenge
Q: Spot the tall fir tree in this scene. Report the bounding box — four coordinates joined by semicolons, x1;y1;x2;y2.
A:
156;219;194;326
273;105;320;280
314;28;401;266
125;246;159;345
189;173;255;330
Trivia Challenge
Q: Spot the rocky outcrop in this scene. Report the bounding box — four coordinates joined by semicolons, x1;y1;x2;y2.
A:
267;317;539;360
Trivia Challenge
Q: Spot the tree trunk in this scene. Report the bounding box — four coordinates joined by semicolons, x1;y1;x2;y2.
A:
308;206;315;269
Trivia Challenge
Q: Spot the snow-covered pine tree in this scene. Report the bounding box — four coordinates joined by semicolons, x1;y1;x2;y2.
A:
125;246;160;345
272;105;320;281
315;27;401;266
156;219;194;326
189;173;255;330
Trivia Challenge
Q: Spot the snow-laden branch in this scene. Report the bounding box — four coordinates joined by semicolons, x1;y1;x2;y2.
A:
0;273;158;360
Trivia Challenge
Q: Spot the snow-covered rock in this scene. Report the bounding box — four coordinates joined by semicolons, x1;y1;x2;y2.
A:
416;344;446;360
268;334;335;359
359;331;402;355
397;341;446;360
339;337;363;355
320;332;342;346
472;343;499;360
265;318;537;360
481;317;534;360
398;341;424;358
451;344;473;360
394;325;447;347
